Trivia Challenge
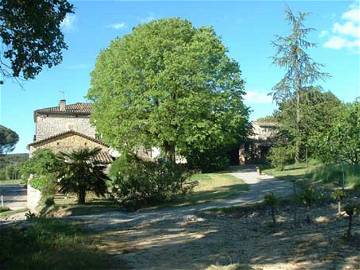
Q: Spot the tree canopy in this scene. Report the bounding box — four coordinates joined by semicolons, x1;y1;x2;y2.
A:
0;125;19;154
88;18;249;162
0;0;73;80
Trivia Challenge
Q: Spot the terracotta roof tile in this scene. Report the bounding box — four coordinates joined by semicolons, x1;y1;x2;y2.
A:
35;102;92;115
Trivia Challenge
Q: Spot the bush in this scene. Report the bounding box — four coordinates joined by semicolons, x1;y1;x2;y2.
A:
0;206;10;213
186;148;230;173
110;154;194;209
268;145;295;170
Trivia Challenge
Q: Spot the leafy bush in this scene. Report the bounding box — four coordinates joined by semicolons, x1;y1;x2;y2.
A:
20;149;59;181
268;145;295;170
110;154;194;210
186;147;231;173
0;206;10;213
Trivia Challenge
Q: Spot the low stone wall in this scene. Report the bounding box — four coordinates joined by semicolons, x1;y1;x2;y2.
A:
27;184;42;213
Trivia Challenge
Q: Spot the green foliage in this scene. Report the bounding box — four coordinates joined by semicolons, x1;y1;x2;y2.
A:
0;206;10;213
274;88;341;163
0;218;110;269
20;149;59;180
88;18;249;162
0;125;19;154
186;147;231;172
0;0;73;80
268;145;295;170
57;148;109;204
110;154;194;210
314;101;360;165
311;163;360;188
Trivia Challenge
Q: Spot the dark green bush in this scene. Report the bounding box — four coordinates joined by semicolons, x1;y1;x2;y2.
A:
185;145;234;173
110;154;194;209
268;145;295;171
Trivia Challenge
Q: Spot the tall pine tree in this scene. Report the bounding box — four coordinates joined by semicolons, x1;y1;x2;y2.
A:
271;7;329;162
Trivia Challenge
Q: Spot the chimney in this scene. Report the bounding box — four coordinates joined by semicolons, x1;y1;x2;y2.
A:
59;99;66;111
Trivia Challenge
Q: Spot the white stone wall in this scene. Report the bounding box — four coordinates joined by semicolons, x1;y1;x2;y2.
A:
35;114;96;141
27;184;42;213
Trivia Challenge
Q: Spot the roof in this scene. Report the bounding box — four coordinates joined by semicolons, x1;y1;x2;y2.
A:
28;130;107;148
28;130;113;163
34;102;92;120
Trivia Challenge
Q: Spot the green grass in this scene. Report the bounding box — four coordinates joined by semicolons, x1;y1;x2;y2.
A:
0;208;27;218
172;172;249;206
0;218;112;270
263;162;316;182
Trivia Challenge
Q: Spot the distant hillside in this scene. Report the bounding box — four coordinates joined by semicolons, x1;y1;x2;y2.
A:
0;153;29;169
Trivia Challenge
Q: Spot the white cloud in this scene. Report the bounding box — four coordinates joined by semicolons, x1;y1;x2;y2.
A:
60;14;76;31
342;7;360;23
244;91;273;104
333;21;360;38
324;4;360;52
107;22;126;30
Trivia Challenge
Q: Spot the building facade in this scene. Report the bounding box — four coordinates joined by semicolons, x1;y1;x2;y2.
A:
28;100;113;163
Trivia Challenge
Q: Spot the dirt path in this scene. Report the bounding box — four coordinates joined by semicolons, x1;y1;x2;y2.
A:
66;167;298;269
0;184;27;210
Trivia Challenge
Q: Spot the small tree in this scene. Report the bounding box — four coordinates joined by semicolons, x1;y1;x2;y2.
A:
264;192;278;225
332;189;346;214
57;148;109;204
298;184;317;223
343;203;358;239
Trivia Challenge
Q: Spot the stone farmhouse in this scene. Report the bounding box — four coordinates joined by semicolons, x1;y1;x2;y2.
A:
28;100;277;165
27;100;113;163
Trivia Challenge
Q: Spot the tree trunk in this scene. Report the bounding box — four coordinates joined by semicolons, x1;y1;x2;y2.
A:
295;89;301;163
347;214;353;239
271;207;276;225
164;142;176;164
78;187;86;204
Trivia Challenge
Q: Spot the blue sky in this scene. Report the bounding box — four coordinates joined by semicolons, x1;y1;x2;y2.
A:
1;0;359;153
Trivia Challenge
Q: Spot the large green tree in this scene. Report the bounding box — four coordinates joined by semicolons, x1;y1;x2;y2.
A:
88;18;249;162
0;0;73;80
275;88;342;161
315;101;360;165
0;125;19;154
271;7;329;162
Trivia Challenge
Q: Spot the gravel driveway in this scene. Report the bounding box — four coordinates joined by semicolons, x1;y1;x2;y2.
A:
0;183;27;210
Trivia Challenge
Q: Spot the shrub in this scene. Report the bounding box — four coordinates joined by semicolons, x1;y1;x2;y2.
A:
57;148;109;204
110;154;194;209
343;202;358;239
268;145;295;171
264;192;278;225
186;148;230;173
0;206;10;213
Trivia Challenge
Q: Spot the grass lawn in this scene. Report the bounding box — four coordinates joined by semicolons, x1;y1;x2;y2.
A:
0;218;114;270
172;172;249;206
263;162;317;182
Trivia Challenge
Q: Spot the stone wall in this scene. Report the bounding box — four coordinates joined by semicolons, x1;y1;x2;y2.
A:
27;184;42;213
35;114;96;141
30;133;108;155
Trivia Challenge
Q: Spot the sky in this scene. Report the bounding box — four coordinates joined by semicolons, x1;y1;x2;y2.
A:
0;0;359;153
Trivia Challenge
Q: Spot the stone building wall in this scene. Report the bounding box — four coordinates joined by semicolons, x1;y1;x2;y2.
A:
35;114;96;141
29;133;108;154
